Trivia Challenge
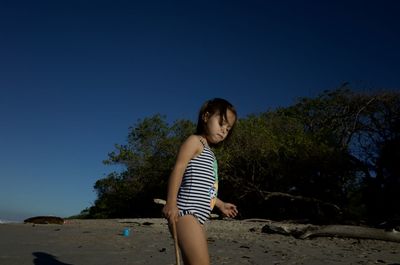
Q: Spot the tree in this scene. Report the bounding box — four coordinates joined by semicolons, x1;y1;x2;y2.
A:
88;115;195;218
215;111;346;221
357;91;400;224
87;88;400;224
282;87;400;223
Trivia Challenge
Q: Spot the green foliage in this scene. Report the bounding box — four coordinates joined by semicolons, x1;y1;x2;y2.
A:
88;115;195;218
88;88;400;224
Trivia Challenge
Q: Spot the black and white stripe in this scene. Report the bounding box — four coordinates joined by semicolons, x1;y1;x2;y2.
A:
177;145;217;224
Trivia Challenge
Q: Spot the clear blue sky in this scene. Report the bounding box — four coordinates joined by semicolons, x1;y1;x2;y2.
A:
1;0;399;221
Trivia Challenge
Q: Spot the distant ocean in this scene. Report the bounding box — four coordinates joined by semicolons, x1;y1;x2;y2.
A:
0;219;22;224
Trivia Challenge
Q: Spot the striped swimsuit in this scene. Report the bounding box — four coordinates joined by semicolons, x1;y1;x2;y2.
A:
177;138;219;225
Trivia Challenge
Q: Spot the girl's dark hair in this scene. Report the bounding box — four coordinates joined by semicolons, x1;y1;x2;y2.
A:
195;98;237;136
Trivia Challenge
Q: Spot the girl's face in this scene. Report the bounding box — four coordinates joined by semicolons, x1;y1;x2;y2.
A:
203;109;236;144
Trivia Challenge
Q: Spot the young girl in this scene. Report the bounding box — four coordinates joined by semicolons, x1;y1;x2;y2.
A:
163;98;239;265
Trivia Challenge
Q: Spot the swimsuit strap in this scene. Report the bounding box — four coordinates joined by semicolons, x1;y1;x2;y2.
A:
199;136;208;148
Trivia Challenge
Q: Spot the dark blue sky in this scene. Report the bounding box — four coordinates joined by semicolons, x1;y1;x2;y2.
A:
1;0;399;221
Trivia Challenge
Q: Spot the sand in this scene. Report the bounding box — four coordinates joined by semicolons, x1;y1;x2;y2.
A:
0;218;399;265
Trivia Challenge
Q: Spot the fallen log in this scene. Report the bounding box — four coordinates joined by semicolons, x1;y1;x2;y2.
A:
262;222;400;243
301;225;400;243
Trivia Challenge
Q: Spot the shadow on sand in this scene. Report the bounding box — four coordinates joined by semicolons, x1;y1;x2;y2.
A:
33;252;73;265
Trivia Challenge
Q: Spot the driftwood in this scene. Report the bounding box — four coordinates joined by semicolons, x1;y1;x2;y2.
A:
239;189;343;223
24;216;64;225
262;222;400;243
153;198;219;219
262;191;342;223
153;199;181;265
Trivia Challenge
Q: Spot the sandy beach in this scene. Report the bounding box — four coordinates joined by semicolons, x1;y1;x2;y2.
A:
0;218;399;265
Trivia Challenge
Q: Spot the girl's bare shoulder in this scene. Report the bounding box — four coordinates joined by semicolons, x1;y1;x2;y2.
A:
185;134;202;143
180;135;203;157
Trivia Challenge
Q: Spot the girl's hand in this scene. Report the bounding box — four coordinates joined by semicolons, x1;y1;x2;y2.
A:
218;201;239;218
162;203;179;224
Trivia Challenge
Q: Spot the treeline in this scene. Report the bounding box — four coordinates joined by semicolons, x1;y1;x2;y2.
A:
84;87;400;225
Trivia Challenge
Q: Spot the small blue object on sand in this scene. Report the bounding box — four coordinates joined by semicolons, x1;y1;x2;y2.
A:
123;228;130;237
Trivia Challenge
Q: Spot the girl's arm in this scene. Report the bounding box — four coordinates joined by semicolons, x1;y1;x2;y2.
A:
215;198;239;218
163;135;202;224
